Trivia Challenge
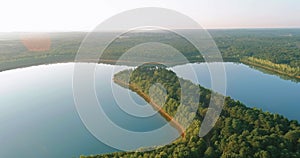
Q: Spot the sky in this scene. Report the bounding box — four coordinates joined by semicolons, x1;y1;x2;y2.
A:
0;0;300;32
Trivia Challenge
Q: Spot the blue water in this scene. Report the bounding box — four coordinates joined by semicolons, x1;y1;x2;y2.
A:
0;62;299;158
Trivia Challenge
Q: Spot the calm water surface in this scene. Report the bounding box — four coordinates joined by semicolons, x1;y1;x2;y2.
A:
0;63;178;158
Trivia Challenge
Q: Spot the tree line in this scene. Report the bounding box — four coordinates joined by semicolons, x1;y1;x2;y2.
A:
241;57;300;77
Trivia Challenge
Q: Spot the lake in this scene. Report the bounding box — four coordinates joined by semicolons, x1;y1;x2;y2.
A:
0;62;299;157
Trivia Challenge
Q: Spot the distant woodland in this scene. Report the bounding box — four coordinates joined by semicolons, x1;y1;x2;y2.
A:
0;29;299;78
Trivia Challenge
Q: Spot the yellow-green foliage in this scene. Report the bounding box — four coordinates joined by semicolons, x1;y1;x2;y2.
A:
243;57;300;76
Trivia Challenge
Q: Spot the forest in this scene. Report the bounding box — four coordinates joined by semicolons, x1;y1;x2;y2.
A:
80;64;300;158
1;29;300;79
241;57;300;78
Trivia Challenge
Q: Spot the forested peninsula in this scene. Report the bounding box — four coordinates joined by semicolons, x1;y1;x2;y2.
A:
81;64;300;158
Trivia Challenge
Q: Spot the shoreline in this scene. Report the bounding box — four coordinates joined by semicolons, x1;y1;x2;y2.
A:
1;58;299;82
113;78;186;138
241;60;300;80
0;59;189;73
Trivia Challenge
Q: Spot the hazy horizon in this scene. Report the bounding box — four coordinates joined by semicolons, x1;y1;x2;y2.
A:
1;27;300;34
1;0;300;32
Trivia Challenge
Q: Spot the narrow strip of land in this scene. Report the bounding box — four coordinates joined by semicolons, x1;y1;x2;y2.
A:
241;60;300;80
113;78;186;138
